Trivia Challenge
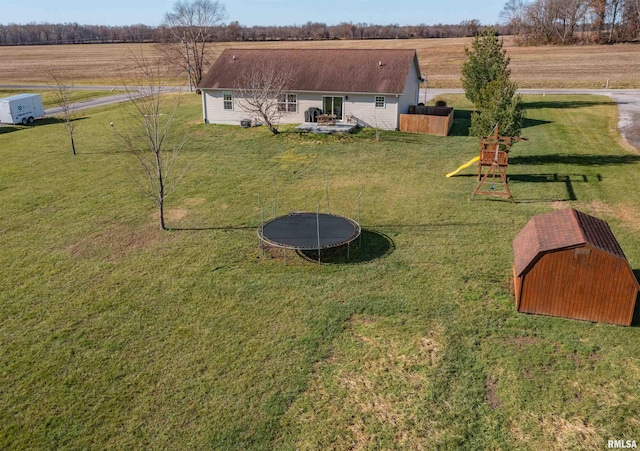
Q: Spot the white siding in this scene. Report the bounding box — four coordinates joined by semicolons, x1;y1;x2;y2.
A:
343;94;398;130
397;62;421;126
202;89;308;125
201;89;409;131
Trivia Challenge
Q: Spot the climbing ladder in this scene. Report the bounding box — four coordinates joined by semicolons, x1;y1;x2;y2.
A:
470;126;518;202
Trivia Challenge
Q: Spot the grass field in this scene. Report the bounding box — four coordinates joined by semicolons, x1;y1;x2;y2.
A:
1;37;640;88
1;92;640;449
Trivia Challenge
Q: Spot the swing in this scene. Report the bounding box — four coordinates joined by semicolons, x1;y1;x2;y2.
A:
470;125;517;202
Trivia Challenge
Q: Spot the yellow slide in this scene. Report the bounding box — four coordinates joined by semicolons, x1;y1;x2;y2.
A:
446;156;479;178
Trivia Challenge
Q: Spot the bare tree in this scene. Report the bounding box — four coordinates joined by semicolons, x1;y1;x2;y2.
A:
162;0;226;90
501;0;532;38
607;0;624;42
48;71;78;155
114;53;187;230
234;61;293;135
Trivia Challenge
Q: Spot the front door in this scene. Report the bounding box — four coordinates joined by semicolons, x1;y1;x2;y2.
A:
322;96;343;121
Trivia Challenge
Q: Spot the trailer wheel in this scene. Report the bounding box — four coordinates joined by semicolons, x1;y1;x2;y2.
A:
21;117;28;125
28;117;34;124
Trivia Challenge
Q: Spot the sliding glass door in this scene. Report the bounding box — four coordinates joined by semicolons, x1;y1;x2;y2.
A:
322;96;343;120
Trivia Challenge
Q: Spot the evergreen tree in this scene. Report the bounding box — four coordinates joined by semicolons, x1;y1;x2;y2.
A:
469;74;525;137
461;28;525;137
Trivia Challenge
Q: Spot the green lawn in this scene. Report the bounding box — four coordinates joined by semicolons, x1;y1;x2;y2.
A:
1;93;640;450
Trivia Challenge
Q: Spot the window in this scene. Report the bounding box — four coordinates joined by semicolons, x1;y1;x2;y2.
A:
375;96;386;108
278;93;297;113
322;96;343;120
223;91;233;110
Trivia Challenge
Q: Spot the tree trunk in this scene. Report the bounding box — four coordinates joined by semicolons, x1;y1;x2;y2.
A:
157;152;166;230
159;201;166;230
609;2;620;43
68;127;76;155
264;117;279;134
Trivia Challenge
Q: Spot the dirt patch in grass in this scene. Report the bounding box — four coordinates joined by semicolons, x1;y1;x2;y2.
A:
484;375;503;410
420;335;439;367
510;414;600;450
581;199;616;218
614;203;640;231
580;200;640;231
521;368;535;380
588;353;604;362
68;223;166;261
570;352;583;366
277;315;442;450
257;246;303;265
508;336;543;348
165;208;188;221
147;208;188;225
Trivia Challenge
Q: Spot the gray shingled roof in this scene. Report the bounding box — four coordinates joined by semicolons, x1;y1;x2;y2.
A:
513;208;627;276
198;48;420;94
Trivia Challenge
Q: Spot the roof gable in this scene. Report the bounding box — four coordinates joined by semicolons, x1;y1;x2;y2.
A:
198;48;420;94
513;208;627;276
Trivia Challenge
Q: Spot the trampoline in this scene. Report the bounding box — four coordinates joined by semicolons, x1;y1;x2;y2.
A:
257;212;361;263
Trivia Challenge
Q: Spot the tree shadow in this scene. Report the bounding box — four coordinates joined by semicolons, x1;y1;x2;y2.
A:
48;115;90;123
447;110;552;138
523;99;616;110
522;117;552;129
365;221;514;229
377;132;432;144
632;270;640;327
297;229;395;264
449;109;472;137
169;225;256;231
510;154;640;166
509;173;593;202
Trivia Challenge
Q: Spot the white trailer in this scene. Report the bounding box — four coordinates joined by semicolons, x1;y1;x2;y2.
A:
0;93;45;125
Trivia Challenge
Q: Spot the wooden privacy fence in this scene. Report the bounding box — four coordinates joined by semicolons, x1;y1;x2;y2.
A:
399;106;454;136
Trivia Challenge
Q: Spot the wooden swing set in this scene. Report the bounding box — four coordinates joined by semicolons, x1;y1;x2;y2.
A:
470;125;525;202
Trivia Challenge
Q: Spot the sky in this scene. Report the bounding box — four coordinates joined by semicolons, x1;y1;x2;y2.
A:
0;0;506;27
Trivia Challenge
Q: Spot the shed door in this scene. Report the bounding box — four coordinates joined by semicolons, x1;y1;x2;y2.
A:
520;249;636;325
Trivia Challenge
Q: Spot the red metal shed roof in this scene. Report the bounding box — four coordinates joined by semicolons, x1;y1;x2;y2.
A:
198;48;420;94
513;208;627;276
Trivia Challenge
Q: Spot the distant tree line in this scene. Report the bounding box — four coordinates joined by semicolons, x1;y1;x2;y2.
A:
0;23;158;45
500;0;640;44
0;20;503;46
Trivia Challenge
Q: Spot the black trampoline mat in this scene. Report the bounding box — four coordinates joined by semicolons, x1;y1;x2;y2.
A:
259;212;360;249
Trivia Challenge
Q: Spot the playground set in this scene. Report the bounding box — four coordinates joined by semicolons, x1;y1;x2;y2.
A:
446;126;525;202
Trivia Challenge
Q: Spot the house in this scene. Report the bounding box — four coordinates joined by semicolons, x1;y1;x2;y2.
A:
513;208;639;326
197;48;423;130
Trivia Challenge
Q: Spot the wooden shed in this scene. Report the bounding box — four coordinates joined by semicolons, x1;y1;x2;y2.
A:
513;208;639;325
